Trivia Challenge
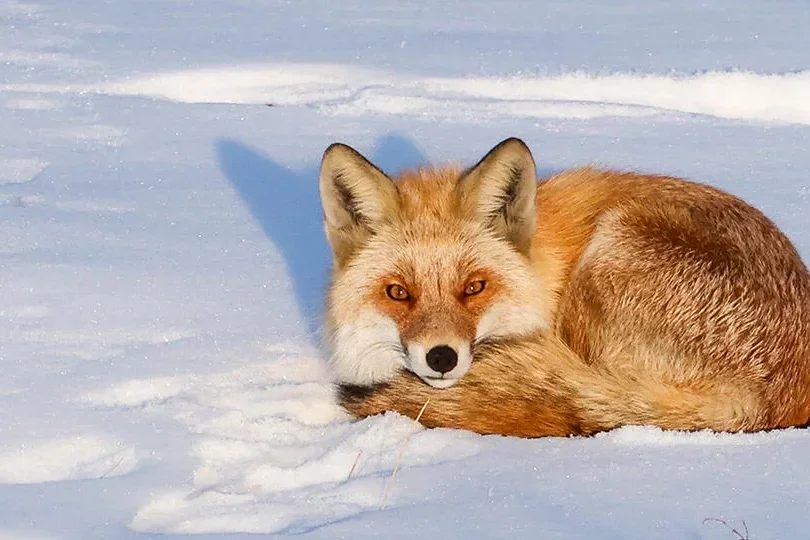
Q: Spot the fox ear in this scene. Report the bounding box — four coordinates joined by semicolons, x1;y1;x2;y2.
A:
457;138;538;254
319;143;399;266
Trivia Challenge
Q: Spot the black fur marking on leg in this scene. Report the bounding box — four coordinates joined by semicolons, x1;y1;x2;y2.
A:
337;382;388;403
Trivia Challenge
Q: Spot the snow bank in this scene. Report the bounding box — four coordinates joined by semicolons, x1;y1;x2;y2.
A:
94;65;810;125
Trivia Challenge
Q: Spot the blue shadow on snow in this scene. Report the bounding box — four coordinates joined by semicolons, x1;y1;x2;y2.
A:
216;134;428;339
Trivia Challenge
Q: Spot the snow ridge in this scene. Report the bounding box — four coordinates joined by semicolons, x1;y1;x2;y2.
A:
89;65;810;125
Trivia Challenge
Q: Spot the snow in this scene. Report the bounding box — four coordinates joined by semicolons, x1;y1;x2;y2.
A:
0;435;138;484
2;0;810;538
16;65;810;124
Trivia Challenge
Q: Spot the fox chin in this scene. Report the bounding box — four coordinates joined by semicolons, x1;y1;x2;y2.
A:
317;137;810;437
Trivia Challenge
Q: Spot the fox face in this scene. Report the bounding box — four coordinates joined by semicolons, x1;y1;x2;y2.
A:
319;138;551;388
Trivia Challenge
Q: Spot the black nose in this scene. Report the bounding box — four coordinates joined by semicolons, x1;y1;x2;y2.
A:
426;345;458;374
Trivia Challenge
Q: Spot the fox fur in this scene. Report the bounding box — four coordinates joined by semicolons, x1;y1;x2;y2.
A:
318;138;810;437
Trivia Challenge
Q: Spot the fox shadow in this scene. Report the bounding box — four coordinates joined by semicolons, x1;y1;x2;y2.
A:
216;134;429;339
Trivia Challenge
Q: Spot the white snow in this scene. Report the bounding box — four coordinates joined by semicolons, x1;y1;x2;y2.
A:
2;0;810;538
95;66;810;125
0;158;48;185
0;435;138;484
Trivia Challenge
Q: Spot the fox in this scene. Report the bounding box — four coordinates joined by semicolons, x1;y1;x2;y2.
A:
318;137;810;437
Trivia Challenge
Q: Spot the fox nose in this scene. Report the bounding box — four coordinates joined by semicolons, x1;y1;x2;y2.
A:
425;345;458;374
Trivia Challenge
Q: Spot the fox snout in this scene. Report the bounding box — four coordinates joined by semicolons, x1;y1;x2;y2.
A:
405;339;473;389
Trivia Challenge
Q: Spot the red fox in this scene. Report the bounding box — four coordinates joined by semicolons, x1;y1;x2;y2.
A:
318;138;810;437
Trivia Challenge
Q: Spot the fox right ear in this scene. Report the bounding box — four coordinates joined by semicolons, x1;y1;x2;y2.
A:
457;138;538;254
319;143;399;266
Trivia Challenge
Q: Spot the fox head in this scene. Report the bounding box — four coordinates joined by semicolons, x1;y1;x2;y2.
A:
319;138;551;389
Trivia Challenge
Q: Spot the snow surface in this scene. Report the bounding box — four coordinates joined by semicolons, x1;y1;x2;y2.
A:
2;1;810;538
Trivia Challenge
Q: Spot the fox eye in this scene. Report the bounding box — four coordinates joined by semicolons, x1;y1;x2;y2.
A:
386;284;410;301
464;280;486;296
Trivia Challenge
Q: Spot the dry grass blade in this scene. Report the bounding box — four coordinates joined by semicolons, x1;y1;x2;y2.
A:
702;518;750;540
380;398;431;510
99;456;126;480
347;450;363;481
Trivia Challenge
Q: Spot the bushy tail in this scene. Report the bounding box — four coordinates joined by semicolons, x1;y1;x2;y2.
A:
571;370;765;434
339;330;767;437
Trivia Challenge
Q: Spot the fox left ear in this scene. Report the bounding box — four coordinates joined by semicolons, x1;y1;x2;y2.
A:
457;138;538;254
319;143;400;267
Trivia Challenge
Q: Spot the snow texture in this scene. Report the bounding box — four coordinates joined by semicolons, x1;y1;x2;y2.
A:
2;1;810;538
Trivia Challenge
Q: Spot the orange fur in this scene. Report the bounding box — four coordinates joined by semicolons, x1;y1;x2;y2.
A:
321;139;810;436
